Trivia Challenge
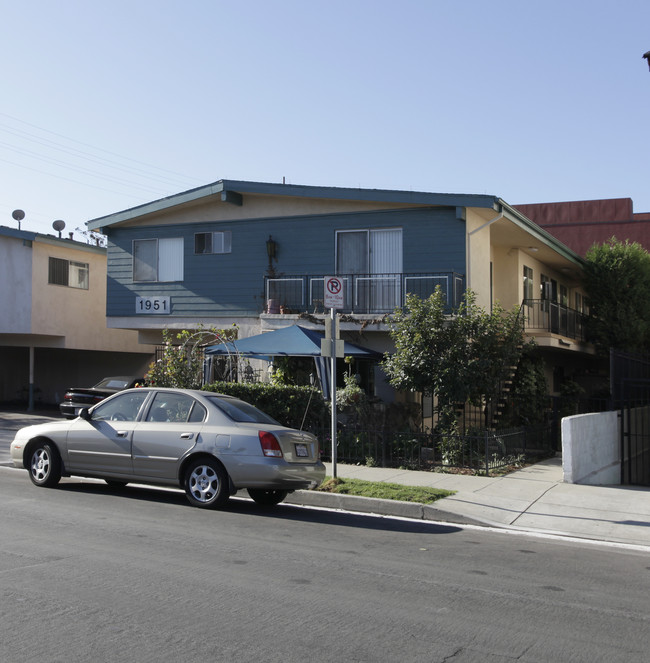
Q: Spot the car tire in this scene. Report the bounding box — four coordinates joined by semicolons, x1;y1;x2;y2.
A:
184;458;230;509
247;488;288;506
28;442;62;488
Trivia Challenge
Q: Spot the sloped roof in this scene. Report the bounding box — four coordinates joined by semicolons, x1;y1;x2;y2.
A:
87;179;500;230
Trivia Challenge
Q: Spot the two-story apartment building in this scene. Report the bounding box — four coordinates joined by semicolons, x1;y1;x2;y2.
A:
87;180;598;403
0;226;156;408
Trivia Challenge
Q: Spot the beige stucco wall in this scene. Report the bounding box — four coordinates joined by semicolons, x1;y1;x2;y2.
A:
114;194;421;228
30;237;154;353
465;208;494;309
466;209;587;312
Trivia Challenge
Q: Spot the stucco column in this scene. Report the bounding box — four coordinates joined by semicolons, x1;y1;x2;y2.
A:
27;345;34;412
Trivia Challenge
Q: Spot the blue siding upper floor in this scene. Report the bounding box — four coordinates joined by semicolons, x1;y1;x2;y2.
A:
105;206;466;318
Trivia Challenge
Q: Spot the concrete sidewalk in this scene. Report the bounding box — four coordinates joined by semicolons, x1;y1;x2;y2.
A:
289;457;650;547
2;409;650;547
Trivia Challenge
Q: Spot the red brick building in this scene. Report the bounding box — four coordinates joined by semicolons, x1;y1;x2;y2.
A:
515;198;650;256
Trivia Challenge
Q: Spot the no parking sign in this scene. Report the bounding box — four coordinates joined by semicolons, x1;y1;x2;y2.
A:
323;276;344;309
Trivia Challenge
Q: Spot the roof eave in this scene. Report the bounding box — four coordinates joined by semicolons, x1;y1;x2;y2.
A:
499;199;586;267
87;179;500;231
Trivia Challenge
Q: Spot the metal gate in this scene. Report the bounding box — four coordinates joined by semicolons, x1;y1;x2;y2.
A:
620;379;650;486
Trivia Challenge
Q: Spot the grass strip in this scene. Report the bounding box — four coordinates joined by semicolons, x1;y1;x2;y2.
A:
315;477;455;504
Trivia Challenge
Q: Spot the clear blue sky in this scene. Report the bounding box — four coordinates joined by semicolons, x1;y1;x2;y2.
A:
2;0;650;237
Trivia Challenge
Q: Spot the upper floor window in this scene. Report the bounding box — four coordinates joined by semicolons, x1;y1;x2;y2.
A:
523;266;533;301
133;238;183;282
48;257;89;289
540;274;557;301
195;231;232;255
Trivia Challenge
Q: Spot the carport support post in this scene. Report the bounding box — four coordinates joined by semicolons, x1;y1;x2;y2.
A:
330;308;337;478
27;345;35;412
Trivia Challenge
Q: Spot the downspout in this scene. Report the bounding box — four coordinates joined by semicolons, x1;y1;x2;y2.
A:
465;207;504;307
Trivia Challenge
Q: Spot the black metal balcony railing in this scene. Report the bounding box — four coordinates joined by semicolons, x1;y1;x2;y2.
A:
264;272;465;315
522;299;589;342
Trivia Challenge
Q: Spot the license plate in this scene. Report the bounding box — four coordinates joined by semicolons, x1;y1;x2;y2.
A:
295;444;309;457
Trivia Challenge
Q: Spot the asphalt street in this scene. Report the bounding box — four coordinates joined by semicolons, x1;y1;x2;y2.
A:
1;467;650;663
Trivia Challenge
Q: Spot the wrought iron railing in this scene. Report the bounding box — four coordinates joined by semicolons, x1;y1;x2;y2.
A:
317;424;553;475
264;272;465;315
522;299;589;342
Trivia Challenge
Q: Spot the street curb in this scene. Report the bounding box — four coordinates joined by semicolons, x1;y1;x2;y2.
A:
285;489;488;527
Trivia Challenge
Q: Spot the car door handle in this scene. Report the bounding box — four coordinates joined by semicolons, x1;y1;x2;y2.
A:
116;431;128;438
180;433;194;439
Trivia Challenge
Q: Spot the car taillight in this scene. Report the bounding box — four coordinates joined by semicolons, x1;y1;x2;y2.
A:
63;393;72;402
259;431;283;458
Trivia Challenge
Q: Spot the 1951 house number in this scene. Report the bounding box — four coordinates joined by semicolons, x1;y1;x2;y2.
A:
136;296;170;314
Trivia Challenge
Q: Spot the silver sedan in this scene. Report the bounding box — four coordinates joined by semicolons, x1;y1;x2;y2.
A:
10;388;325;509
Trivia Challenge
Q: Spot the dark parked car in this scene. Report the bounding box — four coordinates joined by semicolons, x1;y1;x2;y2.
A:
13;387;325;509
59;376;142;418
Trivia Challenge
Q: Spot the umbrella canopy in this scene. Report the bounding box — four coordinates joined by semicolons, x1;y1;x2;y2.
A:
204;324;379;358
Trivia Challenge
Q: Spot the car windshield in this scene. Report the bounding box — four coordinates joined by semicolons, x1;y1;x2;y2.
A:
207;396;279;425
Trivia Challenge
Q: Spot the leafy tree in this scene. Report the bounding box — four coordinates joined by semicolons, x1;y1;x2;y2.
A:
146;325;237;388
382;289;533;430
584;238;650;355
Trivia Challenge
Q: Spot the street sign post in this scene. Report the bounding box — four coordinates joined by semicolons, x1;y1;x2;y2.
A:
322;277;344;477
323;276;344;309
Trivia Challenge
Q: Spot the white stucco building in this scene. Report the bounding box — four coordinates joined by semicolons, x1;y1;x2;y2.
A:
0;225;155;408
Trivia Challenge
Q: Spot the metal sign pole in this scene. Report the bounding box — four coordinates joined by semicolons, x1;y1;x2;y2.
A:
323;276;343;480
330;307;337;479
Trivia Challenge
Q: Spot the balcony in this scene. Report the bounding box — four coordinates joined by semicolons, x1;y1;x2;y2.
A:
264;272;465;315
523;299;589;342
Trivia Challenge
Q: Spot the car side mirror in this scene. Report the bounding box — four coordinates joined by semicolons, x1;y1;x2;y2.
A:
78;408;91;421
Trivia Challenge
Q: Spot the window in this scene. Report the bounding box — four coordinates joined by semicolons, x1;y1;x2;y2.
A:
523;266;533;301
336;228;402;311
195;231;232;254
559;284;568;306
133;238;183;282
145;392;206;423
48;257;89;289
540;274;556;301
92;391;149;422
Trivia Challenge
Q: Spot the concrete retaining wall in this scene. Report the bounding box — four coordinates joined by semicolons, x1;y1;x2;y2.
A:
562;410;620;485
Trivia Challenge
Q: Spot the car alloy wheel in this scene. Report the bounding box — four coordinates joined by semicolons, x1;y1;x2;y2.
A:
28;443;62;488
184;458;229;509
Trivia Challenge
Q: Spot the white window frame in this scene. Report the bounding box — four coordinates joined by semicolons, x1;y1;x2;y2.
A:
133;238;184;282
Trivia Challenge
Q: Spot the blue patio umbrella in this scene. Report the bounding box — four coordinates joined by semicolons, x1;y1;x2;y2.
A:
204;324;380;399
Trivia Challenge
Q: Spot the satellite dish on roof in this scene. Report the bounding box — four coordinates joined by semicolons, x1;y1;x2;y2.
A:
52;220;66;237
12;209;25;230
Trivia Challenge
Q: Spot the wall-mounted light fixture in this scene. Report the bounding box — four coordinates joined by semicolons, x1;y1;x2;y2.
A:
266;235;277;261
